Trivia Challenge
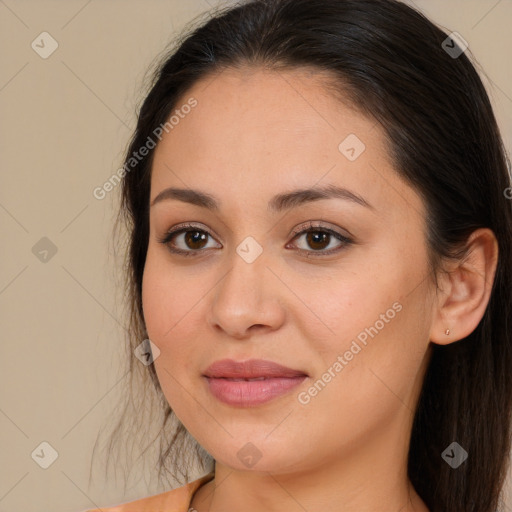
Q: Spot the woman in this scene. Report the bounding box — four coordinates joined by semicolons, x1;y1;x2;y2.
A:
85;0;512;510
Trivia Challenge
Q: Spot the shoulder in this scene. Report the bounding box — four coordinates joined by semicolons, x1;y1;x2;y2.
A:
80;472;215;512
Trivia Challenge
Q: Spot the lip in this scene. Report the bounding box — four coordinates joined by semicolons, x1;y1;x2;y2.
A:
203;358;308;379
202;358;308;407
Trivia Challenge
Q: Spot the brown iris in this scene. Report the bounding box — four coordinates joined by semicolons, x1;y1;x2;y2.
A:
304;231;330;251
184;230;208;250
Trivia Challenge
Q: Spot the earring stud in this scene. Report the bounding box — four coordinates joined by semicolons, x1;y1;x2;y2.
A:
445;328;450;335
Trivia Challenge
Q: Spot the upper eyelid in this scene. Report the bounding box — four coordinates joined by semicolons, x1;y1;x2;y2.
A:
164;221;349;239
289;220;353;239
164;222;221;242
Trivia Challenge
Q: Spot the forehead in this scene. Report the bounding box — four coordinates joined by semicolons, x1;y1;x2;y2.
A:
150;66;423;221
155;66;374;165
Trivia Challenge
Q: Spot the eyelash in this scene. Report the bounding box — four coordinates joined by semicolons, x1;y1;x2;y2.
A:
157;221;354;258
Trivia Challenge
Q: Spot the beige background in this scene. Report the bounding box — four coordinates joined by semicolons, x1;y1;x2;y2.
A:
1;1;511;511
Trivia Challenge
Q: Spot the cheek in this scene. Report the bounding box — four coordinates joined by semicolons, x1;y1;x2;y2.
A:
297;305;429;452
297;255;431;399
141;251;196;413
141;261;169;341
286;264;400;351
313;285;431;422
141;246;211;377
142;246;193;340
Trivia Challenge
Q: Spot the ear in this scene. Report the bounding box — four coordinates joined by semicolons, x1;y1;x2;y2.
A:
430;228;498;345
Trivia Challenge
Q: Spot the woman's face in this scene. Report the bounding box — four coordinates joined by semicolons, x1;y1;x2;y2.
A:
142;66;436;475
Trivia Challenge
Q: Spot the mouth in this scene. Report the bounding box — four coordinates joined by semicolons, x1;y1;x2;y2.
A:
202;358;308;407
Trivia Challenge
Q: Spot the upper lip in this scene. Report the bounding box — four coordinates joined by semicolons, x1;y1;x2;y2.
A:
203;359;308;379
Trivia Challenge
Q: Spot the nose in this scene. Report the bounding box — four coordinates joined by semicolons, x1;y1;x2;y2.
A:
207;245;286;340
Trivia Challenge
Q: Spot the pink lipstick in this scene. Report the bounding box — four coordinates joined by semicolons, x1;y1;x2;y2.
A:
203;358;308;407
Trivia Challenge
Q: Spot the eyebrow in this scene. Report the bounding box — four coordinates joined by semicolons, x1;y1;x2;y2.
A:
150;183;374;213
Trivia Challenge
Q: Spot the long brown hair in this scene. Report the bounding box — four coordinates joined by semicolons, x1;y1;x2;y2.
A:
92;1;512;510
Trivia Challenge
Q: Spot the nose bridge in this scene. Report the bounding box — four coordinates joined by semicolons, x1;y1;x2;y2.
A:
208;236;285;337
220;236;271;309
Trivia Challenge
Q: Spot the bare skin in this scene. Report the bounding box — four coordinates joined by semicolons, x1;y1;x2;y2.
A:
141;66;498;512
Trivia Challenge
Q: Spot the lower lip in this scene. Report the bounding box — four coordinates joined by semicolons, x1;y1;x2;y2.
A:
204;375;307;407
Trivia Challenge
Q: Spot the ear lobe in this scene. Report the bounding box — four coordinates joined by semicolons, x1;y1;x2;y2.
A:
430;228;498;346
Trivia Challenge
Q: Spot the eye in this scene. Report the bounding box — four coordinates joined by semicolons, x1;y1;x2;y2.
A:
158;221;353;258
287;221;353;257
158;223;221;257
